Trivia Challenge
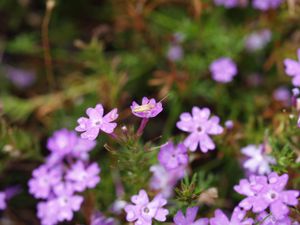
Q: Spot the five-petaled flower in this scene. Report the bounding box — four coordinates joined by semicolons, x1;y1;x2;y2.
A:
124;189;169;225
176;107;223;152
76;104;118;140
210;207;254;225
234;172;299;220
131;97;163;118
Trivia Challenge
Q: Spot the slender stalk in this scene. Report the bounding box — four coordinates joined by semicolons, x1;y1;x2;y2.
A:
136;118;149;137
42;0;56;90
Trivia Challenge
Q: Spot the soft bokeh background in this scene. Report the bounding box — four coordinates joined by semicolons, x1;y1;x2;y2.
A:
0;0;300;224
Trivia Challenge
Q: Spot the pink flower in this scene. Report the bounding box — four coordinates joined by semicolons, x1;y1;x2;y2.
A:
176;107;223;152
124;189;169;225
0;192;6;210
131;97;163;118
284;49;300;87
210;207;254;225
174;207;208;225
210;57;237;83
75;104;118;140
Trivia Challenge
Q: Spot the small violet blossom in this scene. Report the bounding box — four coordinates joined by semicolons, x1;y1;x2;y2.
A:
234;172;299;220
5;66;36;88
131;97;163;118
158;141;188;170
124;189;169;225
241;144;276;175
210;57;238;83
167;45;183;62
210;207;254;225
284;49;300;86
245;29;272;52
176;107;223;152
28;165;62;199
0;192;6;210
174;207;209;225
252;0;283;11
66;161;101;192
76;104;118;140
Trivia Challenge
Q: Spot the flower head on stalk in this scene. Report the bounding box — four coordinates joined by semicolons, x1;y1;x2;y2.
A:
75;104;118;141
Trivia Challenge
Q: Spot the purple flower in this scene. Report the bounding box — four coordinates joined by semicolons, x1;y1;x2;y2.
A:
234;172;299;220
210;207;254;225
52;183;84;222
167;45;183;62
72;137;96;160
257;211;294;225
284;49;300;87
66;161;100;192
273;87;291;104
241;144;276;175
124;189;169;224
174;207;208;225
158;141;188;170
150;164;186;198
5;66;36;88
131;97;163;119
252;0;283;11
76;104;118;140
245;29;272;52
210;57;238;83
47;129;77;157
214;0;239;8
37;200;59;225
176;107;223;152
0;192;6;210
28;165;62;199
91;211;116;225
225;120;234;129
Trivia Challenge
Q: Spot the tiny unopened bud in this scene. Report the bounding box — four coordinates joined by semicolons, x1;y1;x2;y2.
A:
225;120;234;129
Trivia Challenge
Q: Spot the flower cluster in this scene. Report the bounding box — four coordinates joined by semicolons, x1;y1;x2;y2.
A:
124;189;169;225
234;172;299;220
150;141;188;197
28;129;100;225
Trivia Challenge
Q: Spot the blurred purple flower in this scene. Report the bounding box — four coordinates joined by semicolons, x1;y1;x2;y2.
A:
37;200;59;225
52;183;84;222
174;207;208;225
5;66;36;88
245;29;272;52
91;211;116;225
47;129;77;157
225;120;234;129
284;49;300;87
66;161;100;192
76;104;118;140
124;189;169;225
257;211;294;225
234;172;299;220
28;165;62;199
252;0;283;11
158;141;188;170
210;57;238;83
241;144;276;175
210;207;254;225
150;164;186;198
0;192;6;210
72;137;96;160
167;45;183;62
273;87;291;104
176;107;223;152
131;97;163;118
